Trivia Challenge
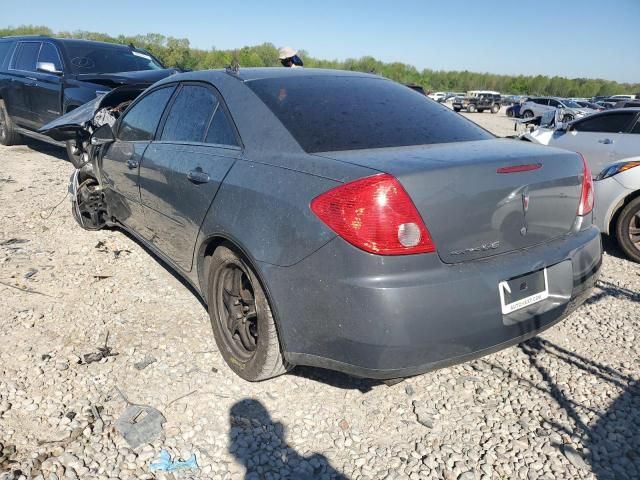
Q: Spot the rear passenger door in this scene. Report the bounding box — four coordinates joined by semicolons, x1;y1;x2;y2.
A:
139;82;241;271
550;111;636;173
6;41;42;127
610;113;640;162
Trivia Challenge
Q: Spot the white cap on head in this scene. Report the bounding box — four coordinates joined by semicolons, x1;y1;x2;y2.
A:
278;46;298;60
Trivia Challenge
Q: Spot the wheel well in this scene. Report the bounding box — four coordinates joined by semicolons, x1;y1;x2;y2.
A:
197;235;289;353
609;189;640;236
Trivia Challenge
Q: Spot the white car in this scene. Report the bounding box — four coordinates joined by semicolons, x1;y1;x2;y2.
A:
526;108;640;261
428;91;447;102
520;97;595;122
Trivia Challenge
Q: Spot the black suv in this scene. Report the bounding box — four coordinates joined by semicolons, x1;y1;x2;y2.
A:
0;36;177;161
452;91;501;113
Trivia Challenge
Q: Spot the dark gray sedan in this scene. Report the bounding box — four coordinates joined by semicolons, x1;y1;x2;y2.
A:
41;68;602;381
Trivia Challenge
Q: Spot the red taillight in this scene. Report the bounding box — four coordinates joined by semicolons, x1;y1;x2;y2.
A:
577;153;594;216
310;173;436;255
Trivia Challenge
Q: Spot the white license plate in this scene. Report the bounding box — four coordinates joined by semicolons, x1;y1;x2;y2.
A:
498;268;549;315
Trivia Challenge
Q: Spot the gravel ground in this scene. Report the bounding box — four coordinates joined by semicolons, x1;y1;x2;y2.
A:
0;112;638;480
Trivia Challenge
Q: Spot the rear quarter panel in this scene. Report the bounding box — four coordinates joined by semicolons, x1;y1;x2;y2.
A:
194;159;340;274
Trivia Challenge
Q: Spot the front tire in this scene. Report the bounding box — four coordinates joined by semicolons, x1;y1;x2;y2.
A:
562;114;574;123
66;140;84;166
72;178;107;231
491;104;500;114
0;100;21;146
522;110;534;119
467;104;477;113
615;197;640;263
208;246;290;381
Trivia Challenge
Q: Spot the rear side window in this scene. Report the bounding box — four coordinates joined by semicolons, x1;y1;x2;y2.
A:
161;85;218;143
38;43;63;72
0;42;12;68
13;42;41;71
573;112;635;133
205;108;238;146
118;86;175;142
247;76;492;153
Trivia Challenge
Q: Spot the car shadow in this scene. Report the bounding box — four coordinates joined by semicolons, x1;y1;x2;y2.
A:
600;233;628;261
488;337;639;479
229;398;349;479
20;136;68;161
290;366;385;393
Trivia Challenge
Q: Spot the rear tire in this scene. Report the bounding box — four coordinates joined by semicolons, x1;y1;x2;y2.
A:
208;245;290;381
522;110;534;119
615;197;640;263
0;100;21;146
467;104;477;113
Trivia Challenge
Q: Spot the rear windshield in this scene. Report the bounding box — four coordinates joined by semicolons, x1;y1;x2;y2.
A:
62;43;164;74
247;76;492;153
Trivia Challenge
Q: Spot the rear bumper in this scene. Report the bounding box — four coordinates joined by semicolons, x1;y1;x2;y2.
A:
260;226;601;379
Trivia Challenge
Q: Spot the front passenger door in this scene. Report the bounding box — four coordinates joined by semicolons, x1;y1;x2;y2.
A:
100;85;176;234
139;83;241;271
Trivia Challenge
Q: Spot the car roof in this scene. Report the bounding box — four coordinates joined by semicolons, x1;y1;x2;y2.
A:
156;67;384;86
0;35;131;50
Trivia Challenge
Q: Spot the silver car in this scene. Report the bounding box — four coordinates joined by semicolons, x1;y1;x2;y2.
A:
520;97;596;123
526;108;640;262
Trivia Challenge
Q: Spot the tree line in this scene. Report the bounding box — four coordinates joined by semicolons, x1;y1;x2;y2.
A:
2;25;638;98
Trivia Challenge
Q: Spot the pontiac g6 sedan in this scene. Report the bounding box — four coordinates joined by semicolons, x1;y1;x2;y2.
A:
41;68;602;381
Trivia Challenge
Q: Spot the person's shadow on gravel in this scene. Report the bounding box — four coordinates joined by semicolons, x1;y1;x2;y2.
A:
229;399;349;480
520;338;640;479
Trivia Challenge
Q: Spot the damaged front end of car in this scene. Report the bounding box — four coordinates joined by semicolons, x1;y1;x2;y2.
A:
39;86;145;229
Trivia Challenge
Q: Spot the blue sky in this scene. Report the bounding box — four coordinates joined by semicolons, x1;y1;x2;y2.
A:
3;0;638;83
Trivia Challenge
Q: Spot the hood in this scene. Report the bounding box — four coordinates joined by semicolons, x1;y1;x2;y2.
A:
39;85;148;141
74;68;178;88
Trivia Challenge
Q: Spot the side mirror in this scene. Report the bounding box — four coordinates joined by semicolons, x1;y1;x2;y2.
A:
36;62;62;75
90;124;115;146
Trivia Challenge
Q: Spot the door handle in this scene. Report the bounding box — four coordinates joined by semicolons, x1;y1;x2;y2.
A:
598;138;613;144
126;159;139;170
187;169;210;184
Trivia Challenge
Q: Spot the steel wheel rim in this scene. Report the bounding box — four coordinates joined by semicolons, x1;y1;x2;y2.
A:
216;261;259;360
629;211;640;250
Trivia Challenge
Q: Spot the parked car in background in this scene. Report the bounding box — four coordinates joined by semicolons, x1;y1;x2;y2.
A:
526;108;640;261
40;68;600;381
506;103;522;118
444;92;464;103
428;91;447;102
610;94;637;100
575;100;605;111
519;97;595;122
0;36;178;162
614;100;640;109
452;90;501;113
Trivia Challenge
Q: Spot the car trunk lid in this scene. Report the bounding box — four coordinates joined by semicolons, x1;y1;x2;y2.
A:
315;139;583;263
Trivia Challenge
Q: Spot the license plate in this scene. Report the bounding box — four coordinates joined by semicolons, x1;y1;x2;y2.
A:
498;268;549;315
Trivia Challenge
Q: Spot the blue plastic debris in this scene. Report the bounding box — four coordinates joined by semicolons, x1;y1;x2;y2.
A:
149;449;198;472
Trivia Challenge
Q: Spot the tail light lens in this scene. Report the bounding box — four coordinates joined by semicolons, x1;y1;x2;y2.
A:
577;153;594;216
310;173;435;255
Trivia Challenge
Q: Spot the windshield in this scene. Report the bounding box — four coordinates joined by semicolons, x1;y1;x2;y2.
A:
248;76;492;153
563;100;582;108
63;43;164;74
